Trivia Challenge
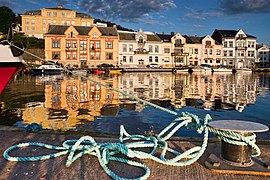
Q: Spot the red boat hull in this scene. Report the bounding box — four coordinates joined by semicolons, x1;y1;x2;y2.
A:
0;66;24;94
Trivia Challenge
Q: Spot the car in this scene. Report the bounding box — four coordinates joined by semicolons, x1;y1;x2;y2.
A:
149;63;161;68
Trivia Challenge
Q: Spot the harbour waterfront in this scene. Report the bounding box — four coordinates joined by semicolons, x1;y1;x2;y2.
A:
0;72;270;139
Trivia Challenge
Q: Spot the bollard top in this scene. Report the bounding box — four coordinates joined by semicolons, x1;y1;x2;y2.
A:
208;120;269;133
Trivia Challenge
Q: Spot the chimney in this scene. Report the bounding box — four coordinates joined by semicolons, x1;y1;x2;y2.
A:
171;32;174;36
162;32;165;35
58;3;63;8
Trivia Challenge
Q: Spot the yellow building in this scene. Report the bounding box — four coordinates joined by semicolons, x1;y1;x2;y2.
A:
20;4;94;38
44;25;119;68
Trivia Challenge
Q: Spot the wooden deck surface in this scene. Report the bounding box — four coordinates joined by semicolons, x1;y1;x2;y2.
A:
0;129;270;180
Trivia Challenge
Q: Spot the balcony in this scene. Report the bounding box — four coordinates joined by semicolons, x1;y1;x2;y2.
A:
89;47;101;51
171;52;189;56
174;43;184;47
134;48;149;54
66;47;77;51
205;45;213;48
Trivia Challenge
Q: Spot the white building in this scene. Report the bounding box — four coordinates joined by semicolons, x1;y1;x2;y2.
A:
212;29;257;68
257;44;270;67
118;29;163;68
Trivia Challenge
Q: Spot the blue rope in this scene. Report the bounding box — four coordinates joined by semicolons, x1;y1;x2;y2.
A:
3;42;263;179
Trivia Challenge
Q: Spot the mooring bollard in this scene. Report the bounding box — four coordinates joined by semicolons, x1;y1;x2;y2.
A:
209;120;269;167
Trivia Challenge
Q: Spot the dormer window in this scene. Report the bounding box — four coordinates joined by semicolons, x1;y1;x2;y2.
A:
138;37;144;43
206;41;211;47
239;34;244;38
175;39;182;47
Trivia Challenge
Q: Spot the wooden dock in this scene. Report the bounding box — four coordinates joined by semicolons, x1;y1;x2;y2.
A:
0;128;270;179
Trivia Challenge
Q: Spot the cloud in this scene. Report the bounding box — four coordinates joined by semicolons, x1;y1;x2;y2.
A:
25;0;42;6
184;7;223;20
219;0;270;14
73;0;176;22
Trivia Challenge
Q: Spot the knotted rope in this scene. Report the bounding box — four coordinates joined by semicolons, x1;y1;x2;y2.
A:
3;41;262;179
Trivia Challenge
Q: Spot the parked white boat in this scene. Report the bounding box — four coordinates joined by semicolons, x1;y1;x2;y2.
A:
72;69;88;75
212;68;232;73
32;63;64;75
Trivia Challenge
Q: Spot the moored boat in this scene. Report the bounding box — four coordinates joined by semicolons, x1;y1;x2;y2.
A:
0;41;26;94
212;68;232;73
32;63;64;75
72;69;88;75
109;69;122;74
93;69;106;74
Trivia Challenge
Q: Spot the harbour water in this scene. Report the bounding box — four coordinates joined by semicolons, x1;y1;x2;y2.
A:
0;72;270;139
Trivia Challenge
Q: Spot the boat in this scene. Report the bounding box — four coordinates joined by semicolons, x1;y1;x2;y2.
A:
175;67;191;73
32;62;64;75
93;69;106;74
109;69;122;74
0;25;26;94
235;68;252;73
72;69;88;75
212;68;232;73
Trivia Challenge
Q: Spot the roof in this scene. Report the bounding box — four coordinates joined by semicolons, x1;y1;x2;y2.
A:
119;33;135;40
212;29;256;43
23;10;41;15
147;34;161;41
76;13;92;19
184;35;203;44
45;7;72;11
46;25;117;36
156;34;174;42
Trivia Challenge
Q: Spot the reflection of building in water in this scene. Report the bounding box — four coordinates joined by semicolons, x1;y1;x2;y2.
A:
118;72;174;101
23;75;119;130
173;73;257;111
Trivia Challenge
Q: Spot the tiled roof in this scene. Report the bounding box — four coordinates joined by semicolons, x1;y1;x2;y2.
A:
147;34;161;41
46;25;118;36
215;29;256;38
156;34;173;42
119;33;135;40
184;35;203;44
76;13;92;19
98;27;118;36
23;10;41;15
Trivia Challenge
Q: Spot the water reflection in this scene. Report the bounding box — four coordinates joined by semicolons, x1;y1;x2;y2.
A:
0;72;270;138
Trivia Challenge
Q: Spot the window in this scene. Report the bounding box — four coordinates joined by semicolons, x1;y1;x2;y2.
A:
206;40;211;46
122;44;127;52
31;20;35;24
149;56;153;62
175;39;182;46
52;52;60;60
92;33;98;38
248;51;254;57
129;45;133;52
164;57;170;63
138;37;144;43
216;49;221;55
90;52;94;59
42;20;46;24
209;49;212;55
106;41;113;49
90;41;95;49
155;45;159;53
61;12;65;17
106;52;113;60
66;41;71;48
67;13;71;18
72;42;77;48
31;27;35;32
25;19;29;24
224;41;227;47
229;50;233;56
238;51;244;57
62;21;66;25
82;22;86;26
96;41;100;49
96;53;100;59
80;41;87;50
216;59;221;63
164;48;170;53
53;12;57;17
72;52;76;59
129;56;133;62
194;48;198;54
42;27;46;32
26;26;29;32
248;41;255;48
149;45;153;52
123;56;127;62
52;40;60;48
67;21;70;25
155;56;158;63
229;41;233;47
53;20;56;25
66;52;71;59
224;50;227;56
71;21;75;25
47;12;51;17
204;49;208;55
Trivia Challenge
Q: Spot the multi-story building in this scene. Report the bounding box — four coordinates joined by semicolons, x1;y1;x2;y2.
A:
44;25;118;68
185;35;223;66
21;4;94;38
212;29;257;68
257;44;270;67
157;32;188;67
118;28;162;68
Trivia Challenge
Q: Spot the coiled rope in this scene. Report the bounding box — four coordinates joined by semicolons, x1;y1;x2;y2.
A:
3;41;262;179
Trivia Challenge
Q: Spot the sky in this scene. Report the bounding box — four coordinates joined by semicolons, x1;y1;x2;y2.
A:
1;0;270;44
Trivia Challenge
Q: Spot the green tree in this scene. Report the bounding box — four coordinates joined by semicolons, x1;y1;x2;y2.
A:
0;6;16;34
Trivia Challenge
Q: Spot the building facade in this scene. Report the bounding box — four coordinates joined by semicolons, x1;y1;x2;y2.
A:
212;29;257;68
257;44;270;67
44;25;118;68
21;4;94;38
118;29;163;68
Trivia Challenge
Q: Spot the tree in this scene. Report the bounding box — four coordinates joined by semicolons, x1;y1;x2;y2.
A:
0;6;16;34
